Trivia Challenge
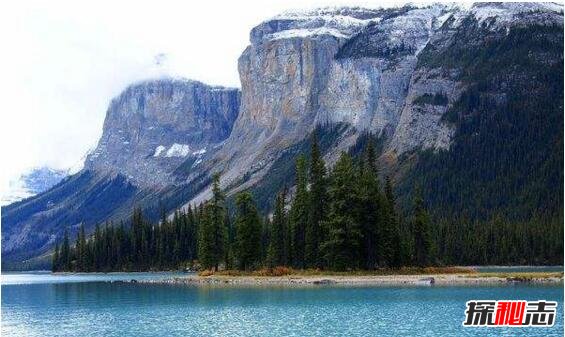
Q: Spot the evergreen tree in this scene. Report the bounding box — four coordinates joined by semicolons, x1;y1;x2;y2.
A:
261;216;271;263
384;176;406;267
131;208;144;265
198;204;216;270
223;210;233;270
289;155;309;268
76;224;87;271
267;189;288;267
305;133;327;268
355;140;382;269
197;174;227;271
61;229;71;271
209;174;227;270
186;205;198;263
52;244;60;272
413;190;434;267
322;152;362;271
234;192;262;270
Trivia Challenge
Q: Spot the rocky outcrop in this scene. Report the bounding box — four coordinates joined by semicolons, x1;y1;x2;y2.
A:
187;5;453;203
86;78;240;187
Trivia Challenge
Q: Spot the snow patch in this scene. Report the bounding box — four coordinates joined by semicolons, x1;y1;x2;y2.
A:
153;145;166;157
192;148;207;156
270;27;350;40
470;2;562;25
165;143;191;157
192;158;203;168
264;10;382;41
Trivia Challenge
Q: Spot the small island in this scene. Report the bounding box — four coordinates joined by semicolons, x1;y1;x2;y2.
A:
140;268;564;287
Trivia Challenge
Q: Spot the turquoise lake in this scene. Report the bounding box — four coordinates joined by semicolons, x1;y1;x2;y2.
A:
2;271;563;337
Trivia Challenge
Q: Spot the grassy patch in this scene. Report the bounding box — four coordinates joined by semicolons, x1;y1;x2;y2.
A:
198;266;476;277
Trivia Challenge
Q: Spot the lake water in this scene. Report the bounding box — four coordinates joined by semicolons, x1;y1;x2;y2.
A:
2;272;563;337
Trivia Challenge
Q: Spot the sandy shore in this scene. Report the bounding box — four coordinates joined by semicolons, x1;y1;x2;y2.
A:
139;273;563;287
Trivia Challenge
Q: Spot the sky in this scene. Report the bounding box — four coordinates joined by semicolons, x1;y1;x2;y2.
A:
0;0;472;197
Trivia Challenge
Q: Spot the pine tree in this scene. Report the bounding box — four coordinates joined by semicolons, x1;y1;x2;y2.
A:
61;229;71;271
267;189;288;267
52;244;60;272
186;205;197;263
197;174;227;270
289;155;309;269
223;210;233;270
198;204;215;270
209;174;227;271
261;216;271;263
305;133;327;268
76;224;87;271
384;176;406;267
413;190;434;267
131;208;144;266
322;152;363;271
234;192;262;270
355;140;382;269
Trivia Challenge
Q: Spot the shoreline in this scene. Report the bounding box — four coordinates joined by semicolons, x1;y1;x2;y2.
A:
139;272;564;287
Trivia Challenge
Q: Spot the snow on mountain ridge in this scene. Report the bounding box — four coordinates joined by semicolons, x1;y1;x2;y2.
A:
254;3;563;42
470;2;563;25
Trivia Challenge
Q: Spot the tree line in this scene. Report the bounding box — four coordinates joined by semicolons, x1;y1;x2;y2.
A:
52;134;562;272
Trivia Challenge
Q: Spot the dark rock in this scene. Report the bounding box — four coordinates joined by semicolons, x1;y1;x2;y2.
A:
313;279;336;285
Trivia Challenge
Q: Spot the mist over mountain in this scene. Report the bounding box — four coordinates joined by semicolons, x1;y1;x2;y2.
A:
1;167;68;206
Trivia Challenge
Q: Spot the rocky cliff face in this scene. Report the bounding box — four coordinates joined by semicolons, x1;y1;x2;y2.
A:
86;79;240;187
189;2;562;205
192;6;449;202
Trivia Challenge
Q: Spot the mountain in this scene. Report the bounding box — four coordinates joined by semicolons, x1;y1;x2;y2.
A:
2;2;563;268
186;2;563;213
1;79;240;265
1;167;68;206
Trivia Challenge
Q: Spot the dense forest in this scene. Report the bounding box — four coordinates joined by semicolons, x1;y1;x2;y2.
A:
52;135;563;272
401;24;564;223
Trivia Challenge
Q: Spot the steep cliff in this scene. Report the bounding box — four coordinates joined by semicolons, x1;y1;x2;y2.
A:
188;3;562;207
1;79;240;265
86;79;240;187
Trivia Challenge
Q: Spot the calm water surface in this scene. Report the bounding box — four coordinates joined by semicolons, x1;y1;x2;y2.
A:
2;272;563;337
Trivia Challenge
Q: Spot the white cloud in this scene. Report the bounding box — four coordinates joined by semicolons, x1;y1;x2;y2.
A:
0;0;450;198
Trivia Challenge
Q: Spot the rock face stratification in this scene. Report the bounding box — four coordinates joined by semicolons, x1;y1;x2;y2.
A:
86;79;240;187
189;2;562;204
195;6;452;201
